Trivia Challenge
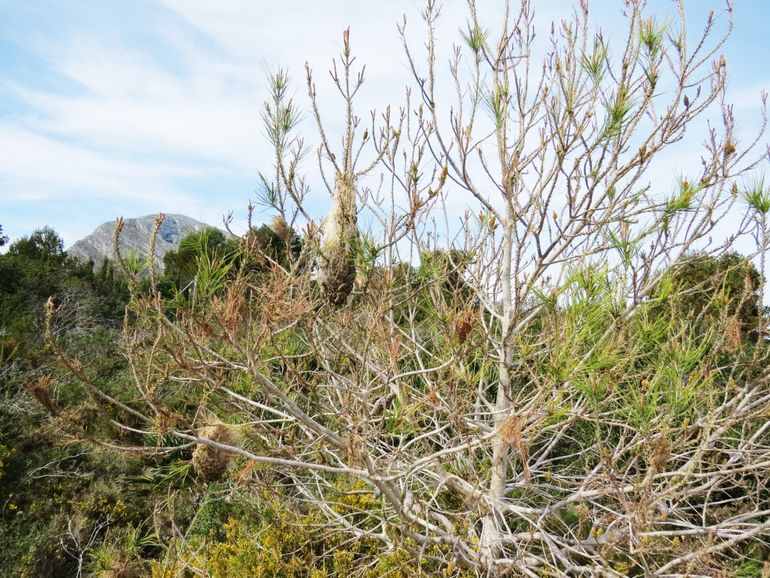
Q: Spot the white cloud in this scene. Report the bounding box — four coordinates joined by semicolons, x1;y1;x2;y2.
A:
6;37;265;169
0;122;205;201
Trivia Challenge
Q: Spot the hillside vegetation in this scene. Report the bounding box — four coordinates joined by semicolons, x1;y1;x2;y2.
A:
4;0;770;576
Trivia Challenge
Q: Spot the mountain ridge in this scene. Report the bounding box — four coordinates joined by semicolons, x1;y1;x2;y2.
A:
67;214;212;270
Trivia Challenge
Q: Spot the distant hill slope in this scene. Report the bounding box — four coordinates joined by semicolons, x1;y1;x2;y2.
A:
67;214;211;270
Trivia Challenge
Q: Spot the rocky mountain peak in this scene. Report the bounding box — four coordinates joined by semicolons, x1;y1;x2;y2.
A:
67;214;211;270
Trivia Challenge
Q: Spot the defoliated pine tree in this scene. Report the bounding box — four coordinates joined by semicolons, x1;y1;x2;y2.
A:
48;2;770;576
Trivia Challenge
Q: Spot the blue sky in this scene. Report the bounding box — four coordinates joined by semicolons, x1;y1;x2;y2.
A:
1;0;769;248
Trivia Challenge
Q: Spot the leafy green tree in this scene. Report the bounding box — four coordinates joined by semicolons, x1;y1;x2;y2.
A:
0;228;140;577
0;228;127;362
241;221;301;271
7;226;65;263
0;224;7;247
163;227;237;289
653;251;765;343
0;228;68;361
